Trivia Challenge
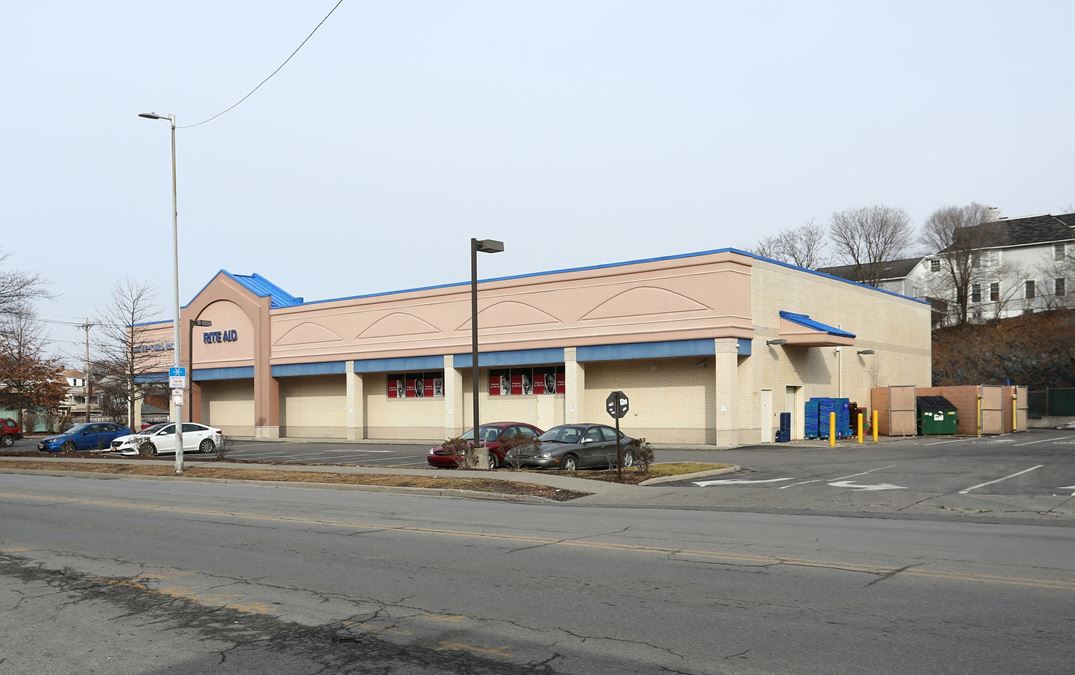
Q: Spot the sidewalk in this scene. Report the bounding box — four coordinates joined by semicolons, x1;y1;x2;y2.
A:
0;455;638;497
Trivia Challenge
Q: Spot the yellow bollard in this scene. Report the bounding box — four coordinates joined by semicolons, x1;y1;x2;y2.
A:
1012;393;1018;433
829;411;836;448
872;409;878;443
857;412;864;444
977;396;982;437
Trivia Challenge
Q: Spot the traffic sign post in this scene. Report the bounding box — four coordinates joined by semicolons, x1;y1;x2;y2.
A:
605;391;630;480
168;366;187;390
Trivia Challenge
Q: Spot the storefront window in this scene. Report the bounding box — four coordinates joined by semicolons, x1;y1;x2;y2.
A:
488;367;565;396
387;371;444;399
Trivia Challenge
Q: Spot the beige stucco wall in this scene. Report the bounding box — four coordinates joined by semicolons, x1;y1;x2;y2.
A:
279;375;346;439
200;379;255;438
745;260;932;441
268;252;753;364
582;358;716;444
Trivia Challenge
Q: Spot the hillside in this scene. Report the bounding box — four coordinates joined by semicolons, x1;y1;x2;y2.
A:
932;309;1075;387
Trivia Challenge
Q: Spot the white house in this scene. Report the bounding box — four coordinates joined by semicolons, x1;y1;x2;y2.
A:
820;212;1074;325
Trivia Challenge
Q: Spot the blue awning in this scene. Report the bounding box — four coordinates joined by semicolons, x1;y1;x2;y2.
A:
779;311;855;338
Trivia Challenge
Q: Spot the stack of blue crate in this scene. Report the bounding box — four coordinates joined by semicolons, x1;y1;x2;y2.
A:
805;397;852;439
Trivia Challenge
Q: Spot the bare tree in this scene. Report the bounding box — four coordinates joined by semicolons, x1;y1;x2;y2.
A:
920;203;994;325
753;221;830;269
94;280;161;429
0;309;67;428
0;250;49;319
829;206;914;285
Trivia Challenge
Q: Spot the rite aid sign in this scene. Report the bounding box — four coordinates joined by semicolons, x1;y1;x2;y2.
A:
203;329;238;344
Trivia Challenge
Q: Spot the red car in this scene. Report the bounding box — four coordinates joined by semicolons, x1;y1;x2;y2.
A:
1;418;23;447
427;422;544;469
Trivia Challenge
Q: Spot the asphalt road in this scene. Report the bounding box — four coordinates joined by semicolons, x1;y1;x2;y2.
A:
1;474;1073;674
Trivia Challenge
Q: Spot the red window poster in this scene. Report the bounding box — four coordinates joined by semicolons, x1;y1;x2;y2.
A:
556;368;566;394
387;375;404;398
510;372;523;395
423;377;434;398
489;369;507;396
535;368;556;395
405;376;418;398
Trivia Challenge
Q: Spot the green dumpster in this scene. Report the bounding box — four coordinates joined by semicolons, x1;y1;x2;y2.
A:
916;396;958;435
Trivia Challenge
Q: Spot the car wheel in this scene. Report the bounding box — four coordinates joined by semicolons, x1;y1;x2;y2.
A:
62;440;76;453
0;435;13;447
199;438;215;454
139;442;157;457
622;451;634;468
561;454;578;472
487;452;498;470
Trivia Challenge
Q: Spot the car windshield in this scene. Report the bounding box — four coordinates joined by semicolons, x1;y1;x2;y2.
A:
459;426;501;442
538;426;585;443
62;424;91;434
141;423;171;434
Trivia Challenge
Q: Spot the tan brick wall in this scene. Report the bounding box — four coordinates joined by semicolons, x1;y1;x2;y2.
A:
279;375;346;439
459;371;564;434
582;358;715;444
200;379;255;438
363;372;445;440
747;261;932;439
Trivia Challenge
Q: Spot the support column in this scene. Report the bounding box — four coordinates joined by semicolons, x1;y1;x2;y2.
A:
443;355;464;439
564;347;585;424
345;361;366;441
190;382;203;424
134;393;143;430
714;338;739;447
254;375;280;440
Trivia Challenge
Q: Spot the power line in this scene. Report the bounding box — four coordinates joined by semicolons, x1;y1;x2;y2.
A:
179;0;345;130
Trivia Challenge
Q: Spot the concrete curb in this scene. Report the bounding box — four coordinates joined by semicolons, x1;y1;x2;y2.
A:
0;467;567;504
638;464;740;486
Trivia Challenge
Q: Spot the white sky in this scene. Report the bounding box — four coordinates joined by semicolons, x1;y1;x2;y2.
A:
2;1;1073;360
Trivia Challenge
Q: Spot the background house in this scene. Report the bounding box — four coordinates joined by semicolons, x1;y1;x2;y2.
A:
819;212;1074;325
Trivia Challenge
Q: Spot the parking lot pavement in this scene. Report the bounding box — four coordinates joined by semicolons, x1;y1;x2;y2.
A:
209;440;433;466
587;429;1075;522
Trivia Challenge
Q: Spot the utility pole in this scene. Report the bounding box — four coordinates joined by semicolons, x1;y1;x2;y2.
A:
80;320;93;423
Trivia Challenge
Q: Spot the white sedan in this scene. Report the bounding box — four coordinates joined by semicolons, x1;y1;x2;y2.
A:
111;422;224;456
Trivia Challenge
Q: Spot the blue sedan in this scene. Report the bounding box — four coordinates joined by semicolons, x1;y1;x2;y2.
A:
37;422;132;453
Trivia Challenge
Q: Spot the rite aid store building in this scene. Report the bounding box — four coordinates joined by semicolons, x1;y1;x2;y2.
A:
137;248;931;446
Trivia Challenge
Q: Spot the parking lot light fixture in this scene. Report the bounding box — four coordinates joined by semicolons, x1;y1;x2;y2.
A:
766;338;787;346
470;238;504;468
139;111;184;474
857;349;875;356
187;319;212;422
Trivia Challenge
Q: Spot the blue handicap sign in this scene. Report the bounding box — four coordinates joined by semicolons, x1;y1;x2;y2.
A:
169;367;187;377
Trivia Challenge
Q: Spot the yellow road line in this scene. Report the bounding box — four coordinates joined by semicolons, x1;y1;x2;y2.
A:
1;490;1072;593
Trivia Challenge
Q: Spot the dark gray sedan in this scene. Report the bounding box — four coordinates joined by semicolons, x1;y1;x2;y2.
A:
507;423;636;471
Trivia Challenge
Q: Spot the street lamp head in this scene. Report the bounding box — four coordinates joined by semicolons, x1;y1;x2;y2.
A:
473;238;505;254
857;349;876;356
139;112;165;119
191;320;212;327
766;338;788;346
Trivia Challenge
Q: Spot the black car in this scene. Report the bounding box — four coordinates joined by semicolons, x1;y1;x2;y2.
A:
507;423;635;471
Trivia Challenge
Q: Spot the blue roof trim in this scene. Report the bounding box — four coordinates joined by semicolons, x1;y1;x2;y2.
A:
193;366;255;381
272;361;346;378
779;311;856;338
453;348;565;369
353;355;444;374
737;337;752;356
231;272;303;309
577;339;718;362
132;320;172;328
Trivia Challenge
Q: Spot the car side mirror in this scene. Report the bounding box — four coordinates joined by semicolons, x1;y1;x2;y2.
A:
581;438;591;444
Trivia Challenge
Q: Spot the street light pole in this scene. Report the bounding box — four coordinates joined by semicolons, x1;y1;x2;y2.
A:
139;112;184;474
188;319;212;422
470;238;504;468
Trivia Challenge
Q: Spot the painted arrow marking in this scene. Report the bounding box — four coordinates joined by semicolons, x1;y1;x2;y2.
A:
693;478;795;487
827;480;907;491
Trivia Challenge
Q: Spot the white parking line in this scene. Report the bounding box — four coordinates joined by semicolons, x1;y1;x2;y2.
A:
779;465;895;489
1015;434;1075;447
957;465;1044;495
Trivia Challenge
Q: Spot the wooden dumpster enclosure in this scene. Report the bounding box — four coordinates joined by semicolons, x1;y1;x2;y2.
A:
872;384;1026;436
